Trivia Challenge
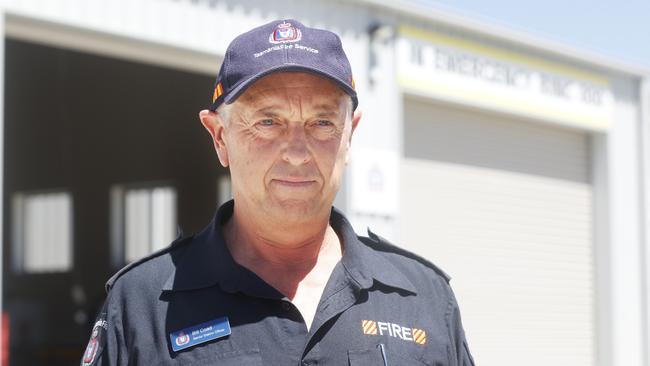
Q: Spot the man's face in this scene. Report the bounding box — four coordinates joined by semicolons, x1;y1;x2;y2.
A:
204;72;361;222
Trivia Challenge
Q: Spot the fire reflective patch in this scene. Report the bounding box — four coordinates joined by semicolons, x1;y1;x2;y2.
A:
361;320;427;346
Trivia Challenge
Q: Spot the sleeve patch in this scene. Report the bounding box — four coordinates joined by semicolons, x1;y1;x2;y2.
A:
81;316;107;366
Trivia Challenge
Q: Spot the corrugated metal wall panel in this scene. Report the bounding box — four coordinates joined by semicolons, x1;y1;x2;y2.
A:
401;99;594;366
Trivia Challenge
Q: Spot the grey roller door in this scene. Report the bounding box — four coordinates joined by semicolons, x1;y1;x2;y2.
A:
401;98;594;366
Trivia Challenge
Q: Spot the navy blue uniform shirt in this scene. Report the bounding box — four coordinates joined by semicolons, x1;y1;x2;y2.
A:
81;200;475;365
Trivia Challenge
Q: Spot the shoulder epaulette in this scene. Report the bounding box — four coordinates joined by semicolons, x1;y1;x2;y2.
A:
359;228;452;283
105;234;193;292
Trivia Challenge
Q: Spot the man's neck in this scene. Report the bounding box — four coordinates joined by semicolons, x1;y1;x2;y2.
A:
222;203;343;295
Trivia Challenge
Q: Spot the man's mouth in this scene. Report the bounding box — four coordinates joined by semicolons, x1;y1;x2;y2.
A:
271;177;317;187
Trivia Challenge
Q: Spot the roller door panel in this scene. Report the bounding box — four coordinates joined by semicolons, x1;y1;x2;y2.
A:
401;100;594;366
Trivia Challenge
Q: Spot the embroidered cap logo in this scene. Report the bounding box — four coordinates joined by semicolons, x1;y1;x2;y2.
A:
269;22;302;44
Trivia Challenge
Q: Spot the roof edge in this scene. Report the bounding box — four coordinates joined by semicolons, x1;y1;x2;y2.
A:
355;0;650;78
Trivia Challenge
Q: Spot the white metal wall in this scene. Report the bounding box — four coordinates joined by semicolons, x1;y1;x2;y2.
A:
400;98;594;366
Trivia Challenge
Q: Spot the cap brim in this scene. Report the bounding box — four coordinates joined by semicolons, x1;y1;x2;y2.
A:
217;65;358;111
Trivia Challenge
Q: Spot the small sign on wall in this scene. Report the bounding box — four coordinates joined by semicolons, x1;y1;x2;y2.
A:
349;148;399;217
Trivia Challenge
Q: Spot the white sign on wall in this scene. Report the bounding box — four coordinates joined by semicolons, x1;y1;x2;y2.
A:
397;26;614;131
350;148;399;217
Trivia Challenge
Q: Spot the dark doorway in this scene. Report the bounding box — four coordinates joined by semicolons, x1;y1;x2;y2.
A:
3;39;226;366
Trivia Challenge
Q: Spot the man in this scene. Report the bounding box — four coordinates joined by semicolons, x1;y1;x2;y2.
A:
81;19;475;366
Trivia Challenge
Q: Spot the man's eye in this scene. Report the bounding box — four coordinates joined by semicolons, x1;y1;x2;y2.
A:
316;120;333;127
258;119;275;126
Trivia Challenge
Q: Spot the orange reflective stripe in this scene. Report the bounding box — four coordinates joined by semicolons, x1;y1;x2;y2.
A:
362;320;378;335
412;328;427;345
212;83;224;103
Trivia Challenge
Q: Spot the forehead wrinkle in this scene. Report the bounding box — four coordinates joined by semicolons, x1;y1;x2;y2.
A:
287;94;304;120
236;75;350;120
240;86;293;109
249;89;309;120
250;98;345;122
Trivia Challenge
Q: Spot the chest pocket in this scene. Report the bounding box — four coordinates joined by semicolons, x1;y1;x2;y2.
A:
348;346;429;366
176;348;262;366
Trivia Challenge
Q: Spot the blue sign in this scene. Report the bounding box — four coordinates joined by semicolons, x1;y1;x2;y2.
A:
169;316;231;352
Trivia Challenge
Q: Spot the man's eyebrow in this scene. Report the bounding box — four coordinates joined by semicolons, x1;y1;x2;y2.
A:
253;105;284;116
313;112;341;120
311;103;340;111
311;104;344;117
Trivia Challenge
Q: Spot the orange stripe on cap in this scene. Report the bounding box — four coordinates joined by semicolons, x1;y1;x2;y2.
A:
212;82;224;103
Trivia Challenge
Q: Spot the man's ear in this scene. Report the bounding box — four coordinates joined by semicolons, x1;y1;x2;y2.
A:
350;109;362;137
348;109;362;147
199;109;229;167
345;109;362;164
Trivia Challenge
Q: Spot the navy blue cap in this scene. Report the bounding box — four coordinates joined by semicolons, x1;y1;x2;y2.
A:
209;19;358;111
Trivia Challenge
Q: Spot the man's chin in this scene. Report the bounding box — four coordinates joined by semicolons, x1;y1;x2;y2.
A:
266;197;329;221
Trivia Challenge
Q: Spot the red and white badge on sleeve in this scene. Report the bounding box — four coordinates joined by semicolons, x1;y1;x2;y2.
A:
82;318;107;366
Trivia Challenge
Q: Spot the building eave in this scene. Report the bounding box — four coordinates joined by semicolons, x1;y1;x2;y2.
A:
356;0;650;78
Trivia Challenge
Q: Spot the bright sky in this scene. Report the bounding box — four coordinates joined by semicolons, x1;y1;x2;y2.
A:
419;0;650;72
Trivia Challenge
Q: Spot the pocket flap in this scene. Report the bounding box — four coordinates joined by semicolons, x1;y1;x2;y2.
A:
182;348;262;366
348;345;429;366
348;347;386;365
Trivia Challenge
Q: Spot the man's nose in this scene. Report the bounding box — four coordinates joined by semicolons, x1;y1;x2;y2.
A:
282;123;311;166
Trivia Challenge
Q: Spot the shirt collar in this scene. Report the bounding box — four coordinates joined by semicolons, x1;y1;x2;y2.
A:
162;200;282;299
331;208;417;295
162;200;416;295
